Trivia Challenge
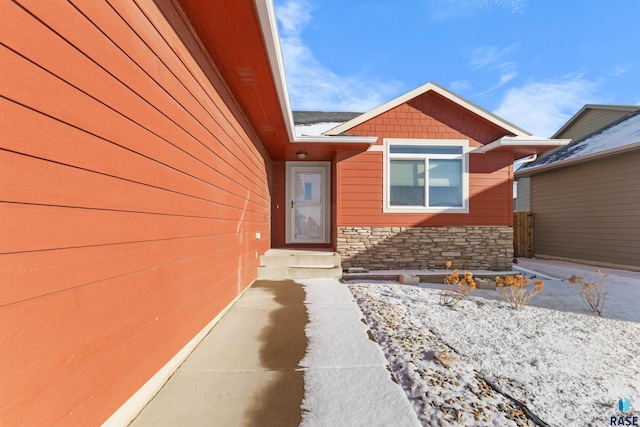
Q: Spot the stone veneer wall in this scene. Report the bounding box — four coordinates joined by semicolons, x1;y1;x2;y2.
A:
338;226;514;271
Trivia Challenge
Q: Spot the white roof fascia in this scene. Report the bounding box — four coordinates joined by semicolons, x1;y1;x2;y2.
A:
253;0;295;141
514;141;640;177
471;136;571;154
292;136;378;144
324;82;531;137
254;0;377;146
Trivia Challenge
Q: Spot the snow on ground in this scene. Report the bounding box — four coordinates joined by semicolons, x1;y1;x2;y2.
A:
347;259;640;426
298;278;421;427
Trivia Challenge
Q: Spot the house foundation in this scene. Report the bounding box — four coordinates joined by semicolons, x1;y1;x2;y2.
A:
337;226;514;271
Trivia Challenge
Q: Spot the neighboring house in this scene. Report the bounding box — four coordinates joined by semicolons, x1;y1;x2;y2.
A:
1;0;566;425
552;104;640;141
515;110;640;271
515;104;640;211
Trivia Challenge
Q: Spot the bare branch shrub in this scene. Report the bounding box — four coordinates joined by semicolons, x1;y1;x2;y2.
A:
495;274;544;310
439;261;476;307
568;270;609;316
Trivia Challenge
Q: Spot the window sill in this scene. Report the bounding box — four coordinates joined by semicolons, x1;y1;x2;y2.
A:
383;206;469;214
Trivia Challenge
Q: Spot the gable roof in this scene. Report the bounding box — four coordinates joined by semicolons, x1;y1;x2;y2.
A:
516;110;640;177
324;82;531;137
552;104;640;140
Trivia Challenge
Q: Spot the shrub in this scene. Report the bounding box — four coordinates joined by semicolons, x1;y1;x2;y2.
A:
568;270;609;316
495;274;544;309
439;261;476;307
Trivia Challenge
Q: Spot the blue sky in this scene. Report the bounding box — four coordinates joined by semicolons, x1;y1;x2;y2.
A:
275;0;640;137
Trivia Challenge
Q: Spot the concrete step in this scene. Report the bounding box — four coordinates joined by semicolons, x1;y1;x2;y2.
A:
256;265;342;280
257;249;342;280
260;250;341;268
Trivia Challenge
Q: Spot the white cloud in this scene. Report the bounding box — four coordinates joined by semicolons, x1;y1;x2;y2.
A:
451;80;471;92
498;71;518;85
428;0;525;20
469;44;518;70
493;75;602;137
469;44;519;96
275;0;313;34
276;0;404;112
611;65;629;77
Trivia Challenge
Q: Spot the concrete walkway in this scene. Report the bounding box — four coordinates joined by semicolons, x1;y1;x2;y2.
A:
129;280;307;426
128;278;420;426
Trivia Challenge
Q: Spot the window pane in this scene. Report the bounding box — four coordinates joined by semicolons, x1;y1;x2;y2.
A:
428;159;462;207
294;171;321;203
390;145;462;155
295;205;322;238
390;160;425;206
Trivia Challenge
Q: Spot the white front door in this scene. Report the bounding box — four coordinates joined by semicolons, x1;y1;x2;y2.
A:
286;162;330;244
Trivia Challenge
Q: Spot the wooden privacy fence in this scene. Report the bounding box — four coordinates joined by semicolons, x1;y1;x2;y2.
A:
513;212;533;258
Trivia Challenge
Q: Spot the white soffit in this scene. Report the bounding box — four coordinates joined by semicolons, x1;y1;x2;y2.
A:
471;136;571;154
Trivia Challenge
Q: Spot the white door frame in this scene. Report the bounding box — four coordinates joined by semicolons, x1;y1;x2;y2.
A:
285;161;331;244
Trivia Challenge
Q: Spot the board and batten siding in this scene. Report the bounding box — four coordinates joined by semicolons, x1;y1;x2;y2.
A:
531;151;640;270
1;1;271;425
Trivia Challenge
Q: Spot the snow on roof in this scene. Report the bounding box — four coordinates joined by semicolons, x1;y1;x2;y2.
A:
292;111;362;126
294;122;347;137
520;110;640;172
292;111;364;137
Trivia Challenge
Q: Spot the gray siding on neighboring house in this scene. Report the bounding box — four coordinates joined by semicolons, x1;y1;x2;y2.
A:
515;177;530;212
531;150;640;270
555;109;637;141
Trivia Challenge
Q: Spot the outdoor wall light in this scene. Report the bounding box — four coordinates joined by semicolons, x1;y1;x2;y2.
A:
296;151;308;159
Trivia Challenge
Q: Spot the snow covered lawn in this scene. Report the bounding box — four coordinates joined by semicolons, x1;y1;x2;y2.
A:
347;260;640;426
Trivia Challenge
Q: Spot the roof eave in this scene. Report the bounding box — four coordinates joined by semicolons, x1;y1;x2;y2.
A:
254;0;377;148
293;136;378;144
254;0;295;142
515;141;640;177
471;137;570;159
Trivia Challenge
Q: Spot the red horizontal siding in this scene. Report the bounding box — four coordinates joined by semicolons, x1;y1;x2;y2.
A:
336;104;514;227
1;1;270;425
0;235;246;307
271;161;287;247
1;151;268;218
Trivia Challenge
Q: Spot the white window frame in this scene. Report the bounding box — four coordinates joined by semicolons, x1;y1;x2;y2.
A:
383;138;470;213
